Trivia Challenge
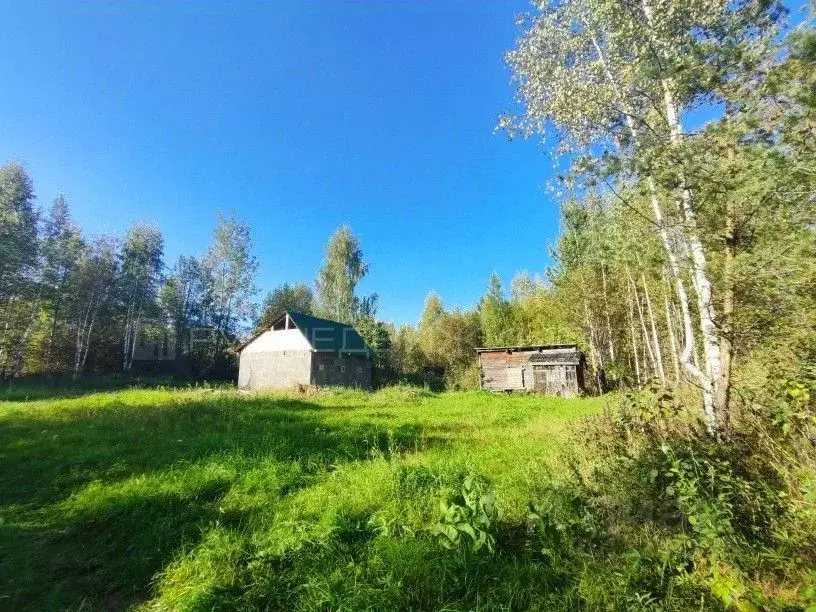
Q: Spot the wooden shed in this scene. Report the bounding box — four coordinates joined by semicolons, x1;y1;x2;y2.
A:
476;345;587;396
238;311;372;390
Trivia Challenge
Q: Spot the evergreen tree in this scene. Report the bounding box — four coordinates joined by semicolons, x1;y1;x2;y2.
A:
479;273;509;347
0;162;38;376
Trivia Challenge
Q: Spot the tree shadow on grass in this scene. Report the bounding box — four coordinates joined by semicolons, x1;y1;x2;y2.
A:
0;484;229;611
0;393;454;610
0;374;229;402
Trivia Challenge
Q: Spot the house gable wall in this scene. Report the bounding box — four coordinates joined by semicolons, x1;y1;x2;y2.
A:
241;329;312;353
237;313;373;391
238;349;312;389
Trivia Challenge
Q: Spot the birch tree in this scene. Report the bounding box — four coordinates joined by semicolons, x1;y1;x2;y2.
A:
71;238;117;379
503;0;783;431
315;225;374;324
41;197;83;370
159;255;207;359
120;222;164;372
201;211;257;356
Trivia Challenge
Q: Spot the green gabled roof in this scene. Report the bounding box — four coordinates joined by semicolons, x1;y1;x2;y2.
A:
286;311;371;354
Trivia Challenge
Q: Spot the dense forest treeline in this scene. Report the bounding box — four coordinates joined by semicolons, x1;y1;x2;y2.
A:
0;159;661;392
0;165;573;389
0;172;259;380
497;0;816;433
2;1;815;418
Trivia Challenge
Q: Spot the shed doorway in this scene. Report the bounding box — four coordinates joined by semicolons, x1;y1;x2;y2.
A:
533;365;566;395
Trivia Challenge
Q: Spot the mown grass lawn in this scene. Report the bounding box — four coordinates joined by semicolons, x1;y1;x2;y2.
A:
0;385;606;611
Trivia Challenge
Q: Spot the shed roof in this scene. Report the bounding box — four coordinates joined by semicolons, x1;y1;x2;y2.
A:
474;344;579;354
239;311;371;354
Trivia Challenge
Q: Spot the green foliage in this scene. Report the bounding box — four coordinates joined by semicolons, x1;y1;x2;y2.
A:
354;315;393;384
120;222;165;372
504;0;814;427
159;255;207;358
254;282;314;333
0;162;39;377
432;475;499;557
527;485;603;561
315;225;375;324
201;210;258;344
556;379;816;608
768;368;816;440
0;161;37;296
385;291;484;391
479;272;511;347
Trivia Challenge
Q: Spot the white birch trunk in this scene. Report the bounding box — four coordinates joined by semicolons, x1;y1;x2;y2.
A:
626;270;642;387
641;273;666;384
9;285;43;377
122;303;132;373
129;307;142;371
590;30;706;395
641;0;721;433
601;261;616;363
664;293;681;385
628;267;656;375
584;301;604;392
73;288;95;379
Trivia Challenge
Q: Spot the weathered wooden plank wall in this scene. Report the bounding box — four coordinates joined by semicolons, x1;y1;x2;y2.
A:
477;347;585;396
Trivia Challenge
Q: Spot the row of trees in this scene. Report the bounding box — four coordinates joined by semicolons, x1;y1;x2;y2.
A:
0;156;582;388
0;161;388;383
0;161;258;379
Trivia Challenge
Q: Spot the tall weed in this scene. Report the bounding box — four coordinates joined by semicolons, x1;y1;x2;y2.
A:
534;374;816;609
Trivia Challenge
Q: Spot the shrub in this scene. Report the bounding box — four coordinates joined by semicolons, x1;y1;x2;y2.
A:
548;375;816;608
444;362;481;391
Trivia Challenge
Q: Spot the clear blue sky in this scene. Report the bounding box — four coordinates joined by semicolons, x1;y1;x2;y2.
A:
0;0;555;326
4;1;805;326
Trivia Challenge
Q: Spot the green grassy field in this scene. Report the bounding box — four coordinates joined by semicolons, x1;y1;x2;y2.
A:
0;385;606;611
